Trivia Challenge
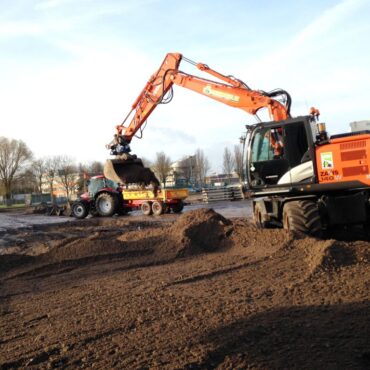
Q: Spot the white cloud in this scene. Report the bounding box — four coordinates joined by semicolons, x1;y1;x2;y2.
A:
0;21;43;37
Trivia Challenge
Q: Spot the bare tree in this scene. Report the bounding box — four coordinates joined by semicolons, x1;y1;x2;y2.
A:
57;156;78;200
223;147;235;183
180;155;194;186
31;158;47;193
44;156;61;198
194;149;210;187
153;152;172;187
233;145;244;182
89;161;104;175
12;168;37;194
0;137;33;202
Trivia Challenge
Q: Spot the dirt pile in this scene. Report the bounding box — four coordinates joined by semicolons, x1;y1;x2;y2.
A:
0;209;234;277
1;209;370;369
305;239;370;273
169;208;233;256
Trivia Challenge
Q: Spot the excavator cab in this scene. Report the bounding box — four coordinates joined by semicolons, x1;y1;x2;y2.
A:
247;116;315;188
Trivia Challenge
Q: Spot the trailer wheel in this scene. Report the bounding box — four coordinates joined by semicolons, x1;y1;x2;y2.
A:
72;201;89;219
254;203;269;228
152;201;164;216
283;200;322;237
96;193;118;217
141;201;153;216
172;201;184;213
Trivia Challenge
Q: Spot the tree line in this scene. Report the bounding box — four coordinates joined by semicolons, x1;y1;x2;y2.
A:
0;136;246;201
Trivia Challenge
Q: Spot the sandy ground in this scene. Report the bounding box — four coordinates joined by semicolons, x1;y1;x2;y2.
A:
0;206;370;369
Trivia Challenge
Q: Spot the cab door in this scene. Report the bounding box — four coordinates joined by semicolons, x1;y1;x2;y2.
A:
247;118;313;189
247;126;289;187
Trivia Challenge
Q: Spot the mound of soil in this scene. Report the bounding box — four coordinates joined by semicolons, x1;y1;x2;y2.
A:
305;239;370;273
169;208;232;256
1;209;370;369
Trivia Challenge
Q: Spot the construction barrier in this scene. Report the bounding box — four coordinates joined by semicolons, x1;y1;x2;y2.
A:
202;185;244;203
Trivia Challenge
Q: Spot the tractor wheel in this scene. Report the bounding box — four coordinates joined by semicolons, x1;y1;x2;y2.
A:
172;201;184;213
253;203;269;228
96;193;118;217
152;201;164;216
283;200;322;237
72;201;89;219
141;201;153;216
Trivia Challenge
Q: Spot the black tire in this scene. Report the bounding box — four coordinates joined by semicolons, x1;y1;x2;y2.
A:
172;201;184;213
152;201;164;216
141;201;152;216
72;201;89;219
96;193;118;217
253;203;269;228
283;200;322;237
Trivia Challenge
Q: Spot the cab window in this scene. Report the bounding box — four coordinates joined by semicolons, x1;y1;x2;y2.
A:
251;127;283;162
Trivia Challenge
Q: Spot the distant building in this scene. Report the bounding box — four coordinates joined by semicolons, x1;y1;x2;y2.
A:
350;120;370;132
168;156;196;187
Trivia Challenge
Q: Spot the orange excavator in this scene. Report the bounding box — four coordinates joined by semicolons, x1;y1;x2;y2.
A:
105;52;370;235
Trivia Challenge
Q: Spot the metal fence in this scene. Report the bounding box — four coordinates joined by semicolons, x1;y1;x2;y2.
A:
202;185;244;203
0;193;69;207
0;198;26;206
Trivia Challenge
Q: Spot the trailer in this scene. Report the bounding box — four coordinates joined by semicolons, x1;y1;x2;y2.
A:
122;188;188;215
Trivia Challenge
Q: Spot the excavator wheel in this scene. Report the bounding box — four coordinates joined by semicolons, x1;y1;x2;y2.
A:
283;200;322;237
96;193;118;217
253;203;269;229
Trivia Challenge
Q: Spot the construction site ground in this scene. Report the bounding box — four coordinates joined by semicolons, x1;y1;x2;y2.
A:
1;200;370;369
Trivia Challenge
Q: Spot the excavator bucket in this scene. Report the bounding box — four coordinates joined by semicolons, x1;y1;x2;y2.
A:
104;158;160;186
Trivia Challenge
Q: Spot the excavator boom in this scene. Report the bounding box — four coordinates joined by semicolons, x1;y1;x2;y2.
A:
118;52;290;142
106;52;290;185
121;53;182;142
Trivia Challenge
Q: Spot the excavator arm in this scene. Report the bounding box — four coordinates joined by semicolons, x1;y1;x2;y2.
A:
116;52;290;143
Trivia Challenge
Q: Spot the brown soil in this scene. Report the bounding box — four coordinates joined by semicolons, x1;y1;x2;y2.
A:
1;209;370;369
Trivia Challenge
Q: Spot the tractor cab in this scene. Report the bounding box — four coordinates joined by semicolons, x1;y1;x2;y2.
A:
87;176;119;198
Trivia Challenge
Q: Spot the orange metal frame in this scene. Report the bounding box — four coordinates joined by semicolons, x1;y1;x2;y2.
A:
315;133;370;186
118;53;288;142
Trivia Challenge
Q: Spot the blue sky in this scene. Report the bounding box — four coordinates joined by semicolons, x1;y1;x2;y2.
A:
0;0;369;172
